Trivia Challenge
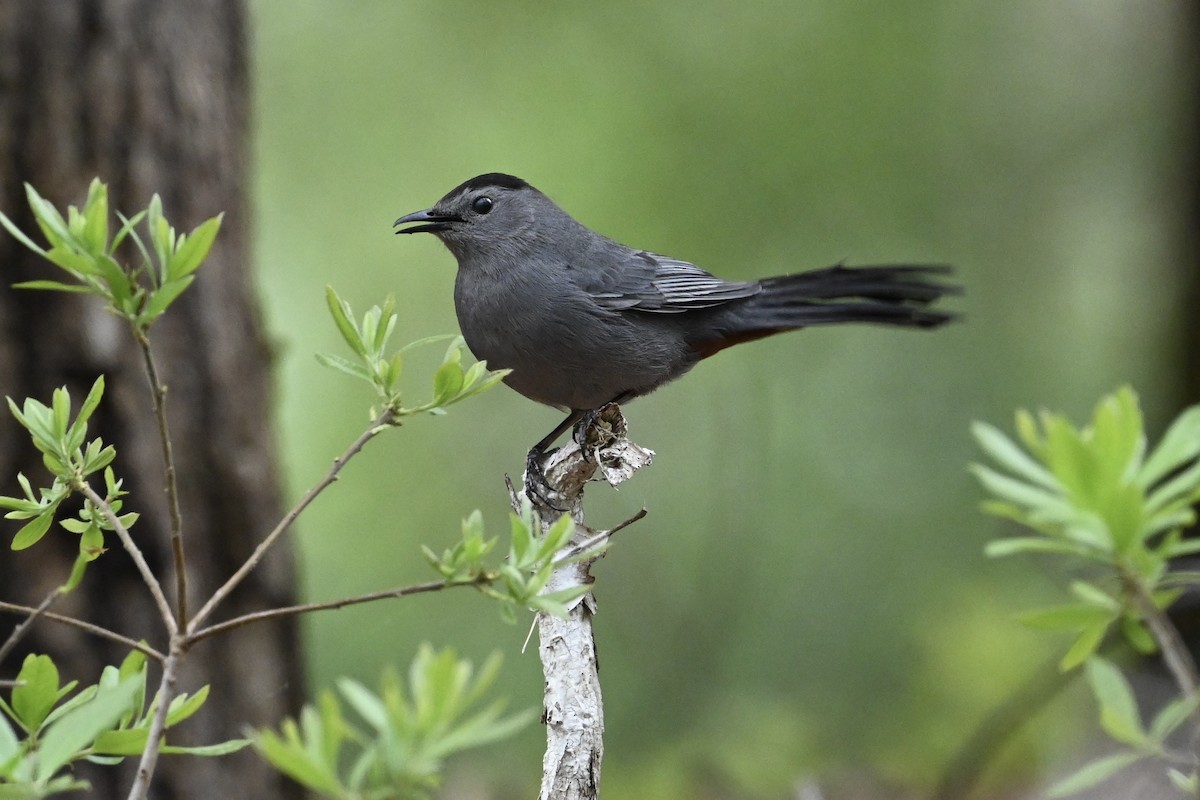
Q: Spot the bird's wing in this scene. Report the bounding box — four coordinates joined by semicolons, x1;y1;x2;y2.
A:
587;251;760;314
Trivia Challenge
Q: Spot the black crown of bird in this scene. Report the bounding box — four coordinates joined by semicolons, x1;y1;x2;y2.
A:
395;173;959;504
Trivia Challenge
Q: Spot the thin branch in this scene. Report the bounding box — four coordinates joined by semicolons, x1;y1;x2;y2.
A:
1124;569;1200;728
189;578;465;643
75;480;178;636
0;585;63;666
136;333;188;629
187;408;397;634
554;507;647;564
126;640;182;800
0;601;164;662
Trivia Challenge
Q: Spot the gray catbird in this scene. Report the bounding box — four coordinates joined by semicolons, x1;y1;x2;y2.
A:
395;173;957;501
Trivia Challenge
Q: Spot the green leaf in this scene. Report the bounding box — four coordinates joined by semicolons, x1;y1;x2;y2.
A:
91;727;148;756
336;679;389;733
81;178;109;255
1041;415;1095;503
1047;751;1142;797
1060;622;1108;671
1085;657;1145;746
81;442;116;476
0;204;48;256
509;511;534;568
537;585;591;613
399;333;458;353
11;655;61;733
111;209;147;254
972;421;1060;490
1168;768;1199;795
371;295;397;353
42;452;67;478
51;387;70;441
11;512;55;551
432;360;464;405
969;464;1066;515
161;738;252;756
1149;694;1199;742
138;275;195;323
325;286;365;355
253;719;345;795
314;352;373;382
536;513;575;562
167;213;222;279
146;194;170;278
94;253;131;302
1102;483;1144;553
983;537;1099;559
1089;386;1145;486
10;280;92;293
1119;616;1156;654
1145;458;1200;518
36;677;141;780
428;703;537;760
1069;581;1119;611
1139;405;1200;490
165;684;210;726
73;375;105;436
0;705;20;765
39;685;95;730
1018;603;1114;631
25;183;72;250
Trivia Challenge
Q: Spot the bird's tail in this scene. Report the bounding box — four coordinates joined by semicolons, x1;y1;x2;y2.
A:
693;264;958;356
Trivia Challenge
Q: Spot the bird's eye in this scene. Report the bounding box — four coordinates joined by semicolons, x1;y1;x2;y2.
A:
472;196;494;214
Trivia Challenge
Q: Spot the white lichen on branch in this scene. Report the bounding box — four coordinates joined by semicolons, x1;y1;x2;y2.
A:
520;404;652;800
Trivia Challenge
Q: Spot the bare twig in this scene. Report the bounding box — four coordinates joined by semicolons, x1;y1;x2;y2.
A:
75;481;177;636
187;408;397;634
126;640;182;800
189;578;464;643
553;507;647;565
136;333;188;629
0;584;63;666
0;601;165;662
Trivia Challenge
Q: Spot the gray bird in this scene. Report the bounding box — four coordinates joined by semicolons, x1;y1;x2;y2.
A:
395;173;957;502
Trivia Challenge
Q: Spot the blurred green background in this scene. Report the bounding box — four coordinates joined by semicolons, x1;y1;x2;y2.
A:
248;2;1191;797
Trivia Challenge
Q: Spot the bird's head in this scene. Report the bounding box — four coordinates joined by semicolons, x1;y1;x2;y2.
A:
394;173;570;263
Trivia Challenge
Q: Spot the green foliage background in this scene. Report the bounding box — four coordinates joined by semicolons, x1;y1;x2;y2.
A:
248;1;1189;795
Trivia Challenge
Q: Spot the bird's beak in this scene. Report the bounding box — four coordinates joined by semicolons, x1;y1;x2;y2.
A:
393;209;461;235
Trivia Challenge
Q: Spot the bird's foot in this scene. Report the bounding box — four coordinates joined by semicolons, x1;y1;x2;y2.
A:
524;446;567;512
571;403;622;460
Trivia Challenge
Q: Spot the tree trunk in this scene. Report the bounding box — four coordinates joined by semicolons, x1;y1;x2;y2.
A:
0;2;303;798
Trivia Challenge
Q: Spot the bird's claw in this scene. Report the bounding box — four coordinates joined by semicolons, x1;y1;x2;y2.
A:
571;404;618;461
524;447;567;512
571;413;596;461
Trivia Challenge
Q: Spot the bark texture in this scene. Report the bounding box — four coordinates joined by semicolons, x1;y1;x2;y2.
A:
0;3;303;798
521;407;652;800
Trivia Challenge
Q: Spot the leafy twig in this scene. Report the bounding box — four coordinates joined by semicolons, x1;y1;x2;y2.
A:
1123;567;1200;724
74;480;177;635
